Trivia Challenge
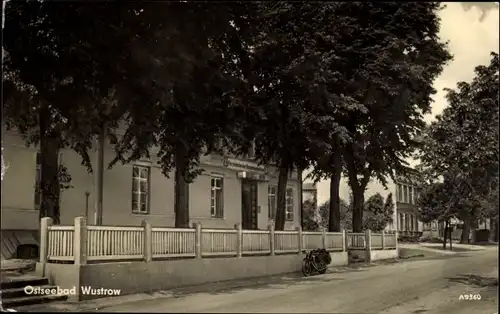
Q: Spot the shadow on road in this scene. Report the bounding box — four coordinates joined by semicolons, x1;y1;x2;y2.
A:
150;263;387;299
446;274;499;303
446;274;498;287
162;257;469;299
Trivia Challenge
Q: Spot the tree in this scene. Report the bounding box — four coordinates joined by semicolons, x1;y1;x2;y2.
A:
315;2;452;232
242;2;361;230
108;3;259;228
314;199;352;231
3;2;138;223
384;193;395;223
419;52;499;243
302;199;320;231
417;180;455;249
4;2;259;228
362;193;394;232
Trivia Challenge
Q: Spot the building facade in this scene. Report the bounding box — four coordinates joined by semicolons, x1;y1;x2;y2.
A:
395;168;425;238
1;130;301;258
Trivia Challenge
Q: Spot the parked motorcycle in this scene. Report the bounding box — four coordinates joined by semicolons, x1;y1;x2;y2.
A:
302;248;332;276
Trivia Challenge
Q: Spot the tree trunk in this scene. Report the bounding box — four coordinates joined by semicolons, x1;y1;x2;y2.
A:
489;218;498;242
298;168;304;230
460;220;471;244
495;220;499;242
39;106;61;224
442;221;448;250
344;149;367;233
174;145;189;228
351;187;364;233
448;222;453;251
328;153;342;232
275;159;288;231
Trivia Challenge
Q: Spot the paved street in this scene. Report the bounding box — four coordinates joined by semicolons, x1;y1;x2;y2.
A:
89;248;498;314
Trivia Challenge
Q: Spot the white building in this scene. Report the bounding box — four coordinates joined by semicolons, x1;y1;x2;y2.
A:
1;128;301;259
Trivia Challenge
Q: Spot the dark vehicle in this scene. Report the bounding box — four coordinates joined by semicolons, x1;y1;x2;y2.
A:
302;248;332;276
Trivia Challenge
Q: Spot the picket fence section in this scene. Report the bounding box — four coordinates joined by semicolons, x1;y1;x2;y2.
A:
41;217;397;263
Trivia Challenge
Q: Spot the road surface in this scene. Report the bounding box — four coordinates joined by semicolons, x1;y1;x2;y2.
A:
93;248;497;313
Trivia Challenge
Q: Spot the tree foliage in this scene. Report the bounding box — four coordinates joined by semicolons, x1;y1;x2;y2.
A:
107;3;255;227
418;52;499;234
361;193;394;232
311;199;352;231
3;2;252;227
302;199;320;231
3;2;459;232
236;2;356;230
2;2;135;222
328;2;452;232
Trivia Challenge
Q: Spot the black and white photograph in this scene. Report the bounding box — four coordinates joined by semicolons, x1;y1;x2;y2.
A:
0;1;498;313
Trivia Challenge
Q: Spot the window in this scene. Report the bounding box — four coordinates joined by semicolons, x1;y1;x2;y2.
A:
405;214;409;231
34;152;42;210
285;187;294;221
408;186;413;204
210;175;224;218
399;213;404;231
268;185;277;219
397;184;403;202
132;165;150;214
403;185;409;203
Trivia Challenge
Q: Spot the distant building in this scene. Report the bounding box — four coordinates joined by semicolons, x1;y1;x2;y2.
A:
394;167;432;238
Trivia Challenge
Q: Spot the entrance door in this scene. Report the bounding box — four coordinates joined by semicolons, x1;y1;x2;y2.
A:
241;180;258;230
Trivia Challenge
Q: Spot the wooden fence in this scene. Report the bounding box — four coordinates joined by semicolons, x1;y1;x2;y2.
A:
40;217;397;264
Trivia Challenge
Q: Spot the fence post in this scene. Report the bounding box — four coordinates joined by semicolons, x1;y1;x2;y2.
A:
39;217;53;276
74;216;88;265
142;220;152;262
381;230;386;250
194;223;202;259
268;224;275;256
296;227;303;254
322;228;327;250
342;230;347;252
365;229;372;263
235;223;243;258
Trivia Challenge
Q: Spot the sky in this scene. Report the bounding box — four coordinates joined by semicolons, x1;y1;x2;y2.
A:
313;2;500;206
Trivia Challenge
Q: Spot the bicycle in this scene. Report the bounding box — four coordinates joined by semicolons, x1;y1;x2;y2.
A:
302;248;331;276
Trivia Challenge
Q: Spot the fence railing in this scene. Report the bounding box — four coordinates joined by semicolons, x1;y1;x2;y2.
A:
40;217;397;264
